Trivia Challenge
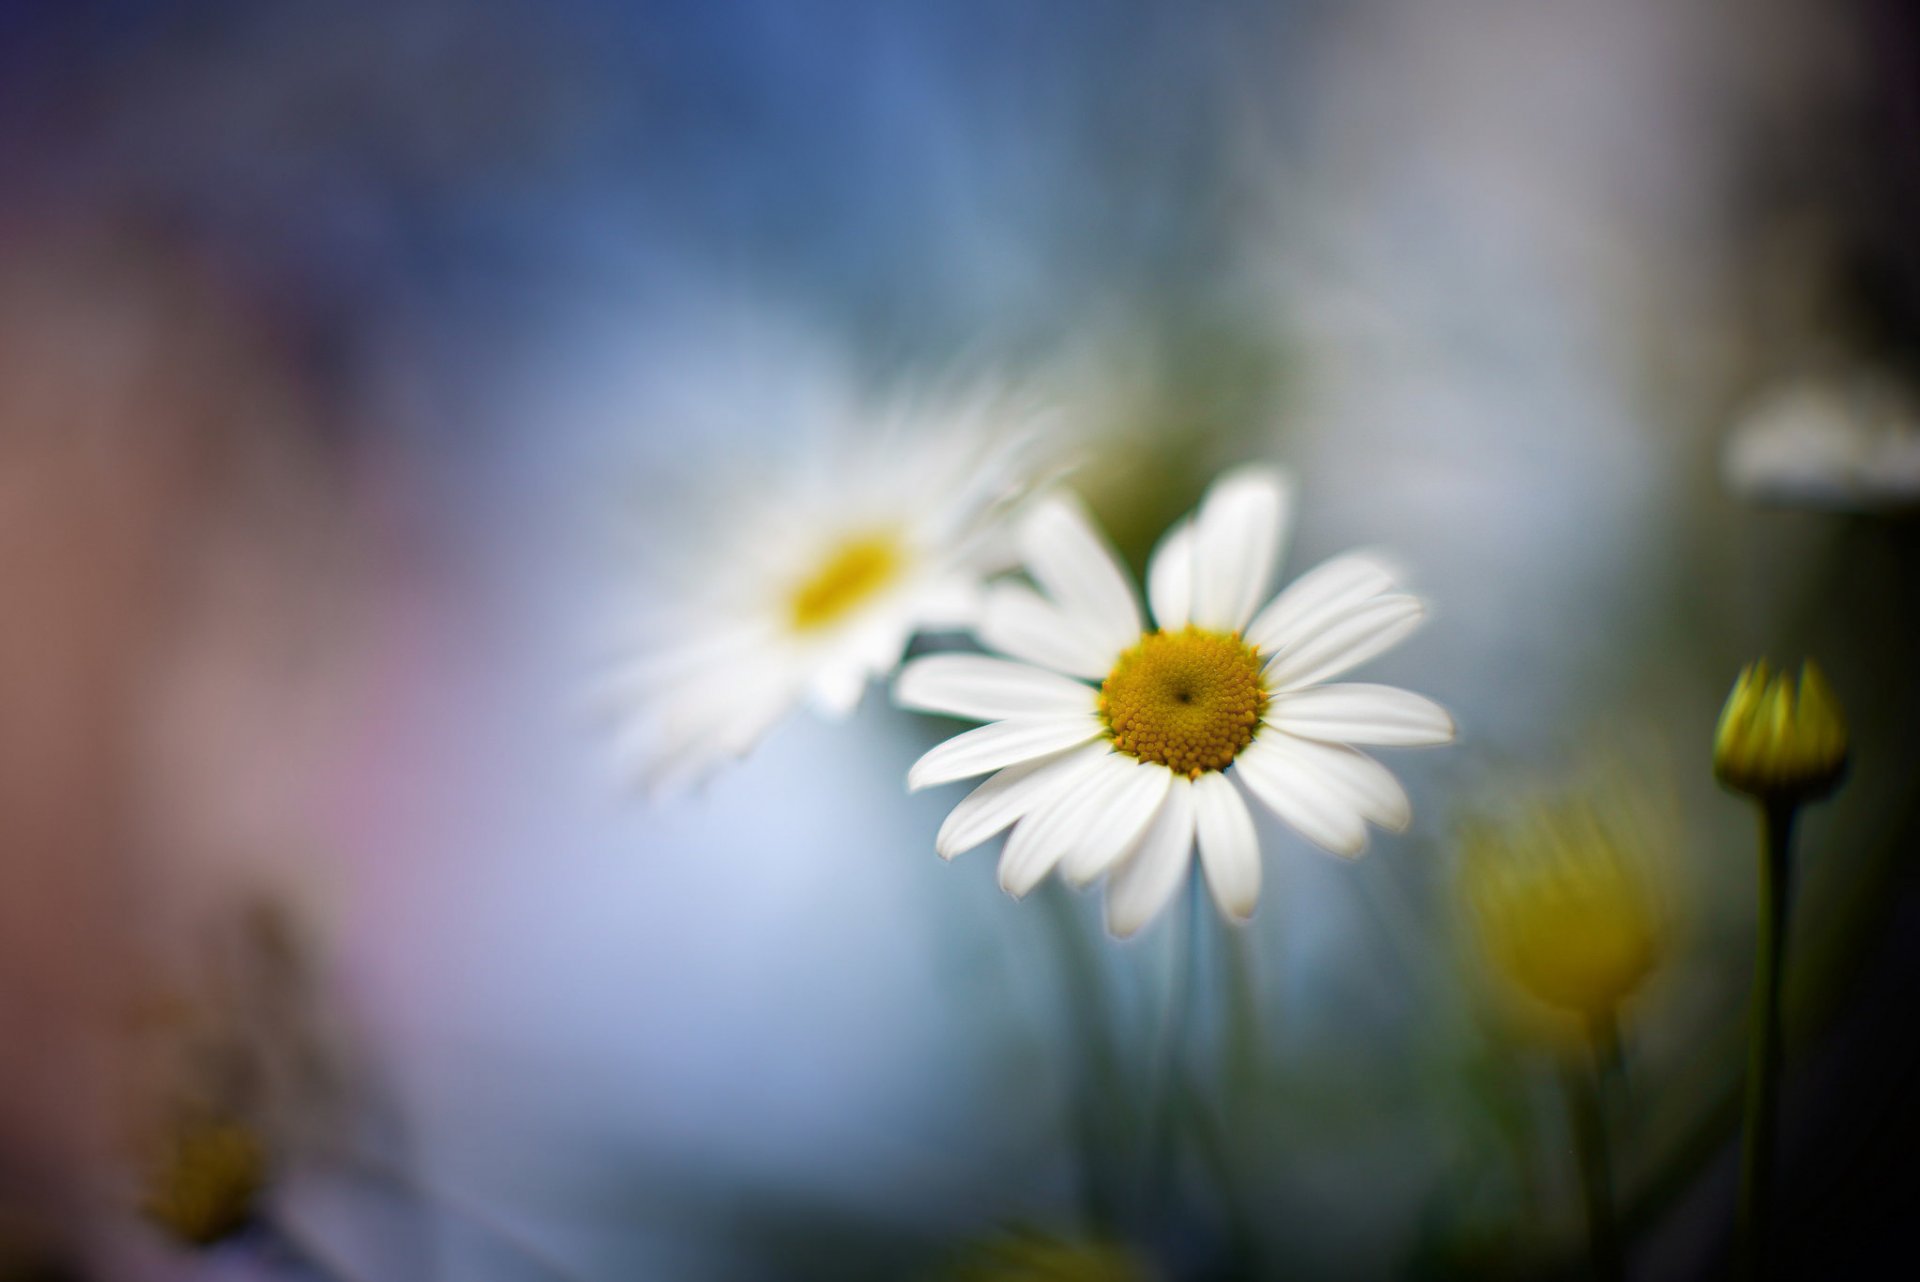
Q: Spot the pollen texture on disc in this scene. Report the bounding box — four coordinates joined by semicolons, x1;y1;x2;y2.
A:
1099;627;1267;776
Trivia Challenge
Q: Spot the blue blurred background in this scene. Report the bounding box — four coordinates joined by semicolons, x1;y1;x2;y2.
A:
3;1;1918;1279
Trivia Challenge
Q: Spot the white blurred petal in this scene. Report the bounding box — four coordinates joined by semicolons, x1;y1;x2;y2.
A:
895;655;1097;721
1193;771;1262;919
1234;736;1371;857
1145;518;1194;632
1244;552;1401;654
997;768;1117;897
1722;372;1920;509
1264;595;1427;691
1288;740;1414;833
907;716;1104;791
1189;467;1291;633
1239;732;1413;847
934;741;1112;859
1104;776;1197;937
1266;684;1455;746
1017;494;1143;652
807;662;873;718
979;583;1118;679
609;372;1048;794
1058;757;1174;887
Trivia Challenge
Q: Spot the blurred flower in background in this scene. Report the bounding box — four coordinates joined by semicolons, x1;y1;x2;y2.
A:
126;904;347;1255
599;373;1046;795
1722;369;1920;511
0;208;386;1278
1459;775;1669;1034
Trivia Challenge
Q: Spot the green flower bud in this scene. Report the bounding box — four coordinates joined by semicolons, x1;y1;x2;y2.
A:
1713;660;1848;804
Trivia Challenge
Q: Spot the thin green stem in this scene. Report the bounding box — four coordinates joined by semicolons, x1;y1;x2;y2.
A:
1561;1011;1623;1282
1222;920;1263;1096
1143;865;1206;1213
1037;881;1125;1232
1590;1008;1626;1090
1739;801;1796;1279
1178;1074;1262;1281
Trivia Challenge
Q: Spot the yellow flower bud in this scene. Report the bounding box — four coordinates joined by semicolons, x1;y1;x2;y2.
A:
1713;660;1848;804
139;1115;267;1248
1461;797;1662;1023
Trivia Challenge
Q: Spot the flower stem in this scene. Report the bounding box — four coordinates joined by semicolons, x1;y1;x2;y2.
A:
1038;881;1125;1231
1562;1011;1623;1282
1143;866;1206;1212
1739;801;1796;1279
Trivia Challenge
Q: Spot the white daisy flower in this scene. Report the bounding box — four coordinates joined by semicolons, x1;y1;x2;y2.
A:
897;467;1455;937
1722;369;1920;511
605;385;1039;795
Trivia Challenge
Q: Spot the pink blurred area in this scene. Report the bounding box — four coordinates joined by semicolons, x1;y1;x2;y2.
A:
0;213;424;1276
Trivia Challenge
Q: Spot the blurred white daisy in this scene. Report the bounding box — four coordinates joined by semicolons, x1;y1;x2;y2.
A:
1722;369;1920;511
605;383;1040;794
897;467;1454;937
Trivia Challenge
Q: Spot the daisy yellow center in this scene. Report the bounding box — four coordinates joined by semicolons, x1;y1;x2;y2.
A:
788;533;903;633
1099;627;1268;777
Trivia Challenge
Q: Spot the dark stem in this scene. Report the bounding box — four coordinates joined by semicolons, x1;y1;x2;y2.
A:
1739;800;1797;1280
1562;1011;1624;1282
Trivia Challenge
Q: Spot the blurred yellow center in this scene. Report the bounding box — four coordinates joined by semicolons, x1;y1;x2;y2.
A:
140;1117;267;1247
788;534;902;633
1483;874;1658;1017
1099;627;1267;777
1461;803;1663;1022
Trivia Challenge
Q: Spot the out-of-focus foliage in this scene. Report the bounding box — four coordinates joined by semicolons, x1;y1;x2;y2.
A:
931;1229;1156;1282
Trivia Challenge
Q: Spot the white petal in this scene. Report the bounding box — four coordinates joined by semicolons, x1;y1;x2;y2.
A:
895;655;1098;722
623;662;801;795
1018;495;1142;652
1238;733;1414;849
1232;736;1371;857
1190;467;1291;633
807;662;872;718
979;583;1117;679
1245;551;1402;654
1287;740;1413;833
1263;595;1427;691
598;619;776;698
907;717;1104;791
1192;771;1261;919
998;768;1116;897
1145;518;1194;631
1266;684;1456;746
934;741;1112;859
902;573;985;631
1104;776;1197;938
1059;757;1175;887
